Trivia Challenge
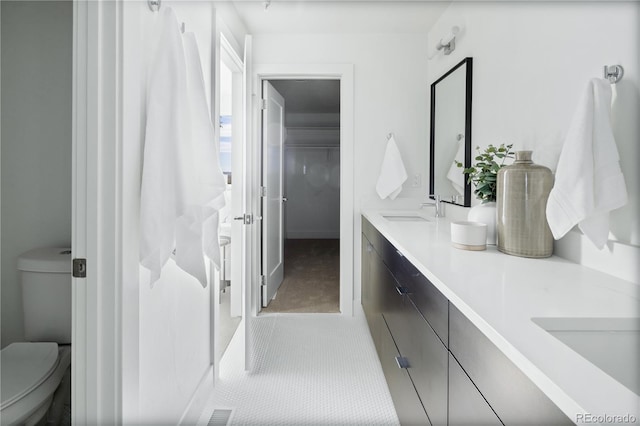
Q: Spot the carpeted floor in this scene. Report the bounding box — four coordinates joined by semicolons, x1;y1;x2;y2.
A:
262;239;340;313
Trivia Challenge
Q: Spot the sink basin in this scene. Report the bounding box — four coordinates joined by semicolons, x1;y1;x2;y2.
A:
532;317;640;395
382;214;434;222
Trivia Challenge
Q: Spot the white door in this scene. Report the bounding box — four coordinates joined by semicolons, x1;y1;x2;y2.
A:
261;81;286;307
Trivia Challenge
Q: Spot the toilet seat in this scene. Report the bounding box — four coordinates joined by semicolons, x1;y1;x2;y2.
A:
1;342;59;410
1;343;70;426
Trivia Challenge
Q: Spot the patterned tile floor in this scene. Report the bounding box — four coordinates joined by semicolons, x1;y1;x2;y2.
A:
199;312;399;425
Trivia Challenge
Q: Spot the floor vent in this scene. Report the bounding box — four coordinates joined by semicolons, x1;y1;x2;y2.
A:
208;409;233;426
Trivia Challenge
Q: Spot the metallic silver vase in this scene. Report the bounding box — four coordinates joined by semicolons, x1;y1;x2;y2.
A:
497;151;554;258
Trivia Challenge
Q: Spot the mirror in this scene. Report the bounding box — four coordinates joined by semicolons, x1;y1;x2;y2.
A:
429;57;473;207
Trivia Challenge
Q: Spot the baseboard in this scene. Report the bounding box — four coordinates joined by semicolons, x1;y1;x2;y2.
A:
285;231;339;239
178;365;214;425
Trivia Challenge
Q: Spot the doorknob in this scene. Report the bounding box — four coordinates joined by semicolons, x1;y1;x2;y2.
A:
233;214;253;225
281;197;288;202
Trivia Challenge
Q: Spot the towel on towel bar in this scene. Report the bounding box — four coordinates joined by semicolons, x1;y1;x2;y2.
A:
546;78;628;249
376;136;408;200
446;136;465;196
140;8;226;286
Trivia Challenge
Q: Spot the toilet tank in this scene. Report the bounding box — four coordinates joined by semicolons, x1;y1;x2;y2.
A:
18;247;72;344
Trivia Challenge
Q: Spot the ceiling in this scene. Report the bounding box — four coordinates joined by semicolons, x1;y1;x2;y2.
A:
231;1;451;34
241;1;451;116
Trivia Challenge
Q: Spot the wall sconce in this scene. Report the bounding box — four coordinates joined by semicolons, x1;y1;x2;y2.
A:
435;26;460;56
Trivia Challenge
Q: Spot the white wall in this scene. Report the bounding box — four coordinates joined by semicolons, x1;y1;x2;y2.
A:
285;145;341;239
1;1;72;348
254;33;430;300
121;2;220;423
254;34;430;206
428;2;639;278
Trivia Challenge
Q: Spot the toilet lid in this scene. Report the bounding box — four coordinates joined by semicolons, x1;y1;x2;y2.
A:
0;342;59;410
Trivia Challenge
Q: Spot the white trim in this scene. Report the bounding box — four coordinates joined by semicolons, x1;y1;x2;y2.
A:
72;0;123;423
252;64;355;316
178;366;215;425
220;33;244;73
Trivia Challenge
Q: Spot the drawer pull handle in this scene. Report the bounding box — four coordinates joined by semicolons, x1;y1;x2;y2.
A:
395;286;410;295
395;356;410;369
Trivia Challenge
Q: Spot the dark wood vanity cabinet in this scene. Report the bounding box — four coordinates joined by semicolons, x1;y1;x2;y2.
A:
449;305;572;426
362;218;447;425
448;353;502;426
361;216;572;426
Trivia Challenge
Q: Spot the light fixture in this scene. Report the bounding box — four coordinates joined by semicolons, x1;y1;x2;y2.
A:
436;26;460;56
263;0;271;10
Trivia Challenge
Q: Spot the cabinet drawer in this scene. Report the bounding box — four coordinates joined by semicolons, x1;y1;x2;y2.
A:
409;274;448;346
380;319;431;426
449;304;572;425
382;240;449;346
362;217;384;255
401;298;448;426
381;260;448;426
449;353;503;426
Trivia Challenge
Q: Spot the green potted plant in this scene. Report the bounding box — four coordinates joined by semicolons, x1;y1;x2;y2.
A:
456;143;514;244
455;143;514;203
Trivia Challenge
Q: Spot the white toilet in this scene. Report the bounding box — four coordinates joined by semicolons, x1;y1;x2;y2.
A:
1;247;72;426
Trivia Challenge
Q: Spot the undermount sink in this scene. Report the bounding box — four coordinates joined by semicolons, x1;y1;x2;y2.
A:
382;214;434;222
532;317;640;396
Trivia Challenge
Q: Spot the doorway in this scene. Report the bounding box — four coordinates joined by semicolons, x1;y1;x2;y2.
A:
216;35;244;360
260;79;341;314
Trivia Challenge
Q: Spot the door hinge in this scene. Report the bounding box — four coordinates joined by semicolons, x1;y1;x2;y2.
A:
73;258;87;278
260;275;266;286
261;99;267;110
260;186;267;197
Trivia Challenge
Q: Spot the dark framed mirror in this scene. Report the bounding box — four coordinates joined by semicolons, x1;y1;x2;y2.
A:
429;57;473;207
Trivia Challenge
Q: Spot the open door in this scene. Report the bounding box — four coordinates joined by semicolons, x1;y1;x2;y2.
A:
260;81;286;308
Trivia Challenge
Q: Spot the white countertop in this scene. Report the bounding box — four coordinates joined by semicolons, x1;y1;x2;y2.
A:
362;209;640;425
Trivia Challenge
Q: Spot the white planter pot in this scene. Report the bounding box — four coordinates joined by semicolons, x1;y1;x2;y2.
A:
468;202;497;245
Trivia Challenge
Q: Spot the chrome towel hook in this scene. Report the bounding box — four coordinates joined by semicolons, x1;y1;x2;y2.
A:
604;65;623;84
148;0;161;12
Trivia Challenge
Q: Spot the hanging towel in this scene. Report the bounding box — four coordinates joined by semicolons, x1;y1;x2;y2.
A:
180;32;226;276
546;78;628;249
139;9;226;287
140;8;190;285
446;136;465;196
376;136;408;200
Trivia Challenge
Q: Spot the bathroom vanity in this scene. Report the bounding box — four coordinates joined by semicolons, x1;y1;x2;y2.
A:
361;210;639;425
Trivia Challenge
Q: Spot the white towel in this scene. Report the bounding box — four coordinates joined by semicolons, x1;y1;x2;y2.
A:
139;9;226;287
177;32;227;283
546;78;628;249
446;137;465;196
140;8;189;285
376;136;408;200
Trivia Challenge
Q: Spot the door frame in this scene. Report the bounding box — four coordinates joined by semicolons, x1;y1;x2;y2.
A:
252;64;354;316
72;0;123;422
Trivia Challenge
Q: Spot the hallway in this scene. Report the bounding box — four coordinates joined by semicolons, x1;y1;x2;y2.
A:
200;313;399;425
